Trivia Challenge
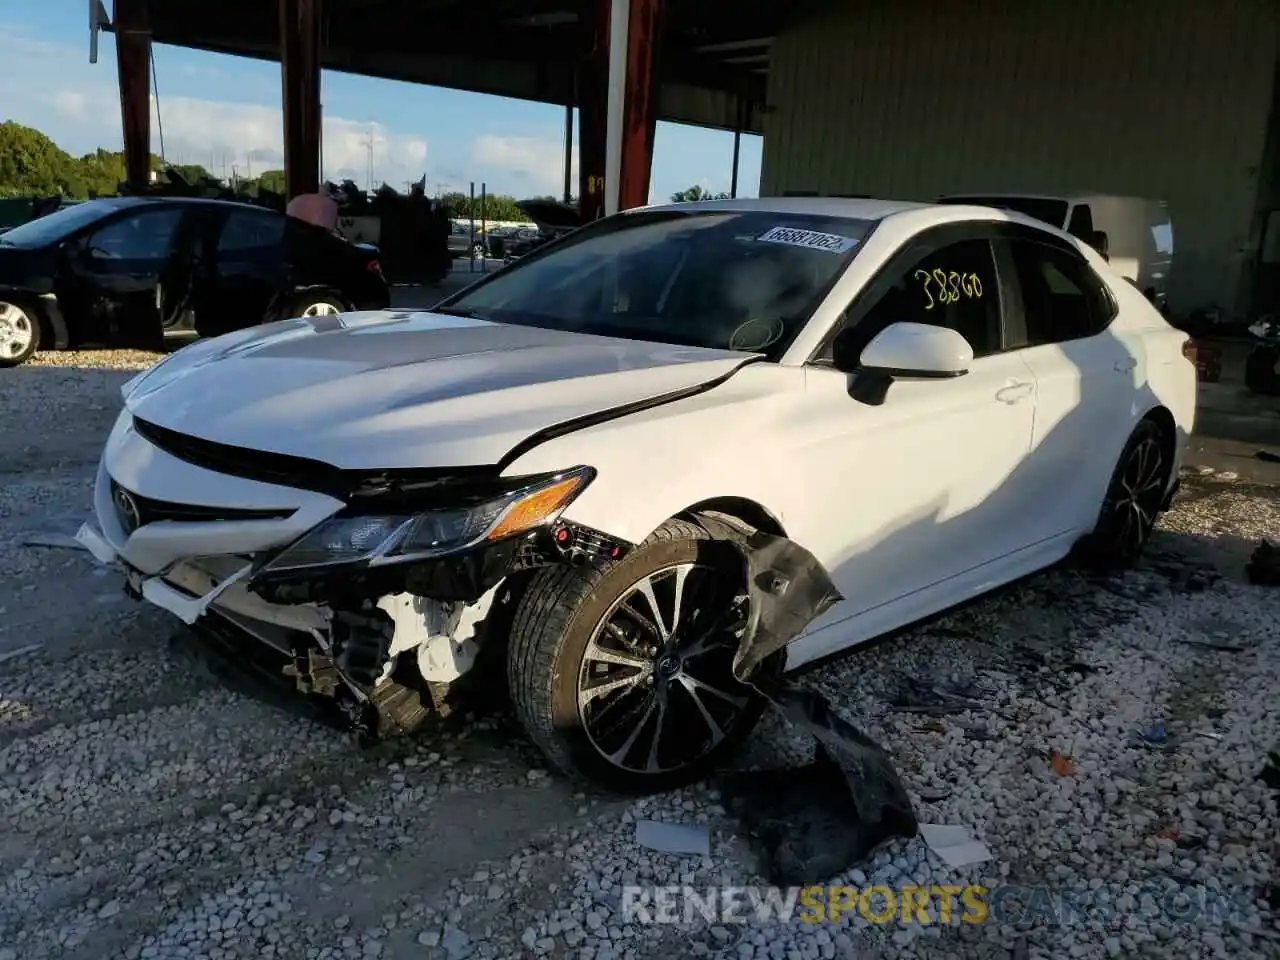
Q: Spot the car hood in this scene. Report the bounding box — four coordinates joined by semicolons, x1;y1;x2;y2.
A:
124;309;755;471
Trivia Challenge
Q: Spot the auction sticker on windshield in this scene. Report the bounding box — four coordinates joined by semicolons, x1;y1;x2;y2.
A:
757;226;859;254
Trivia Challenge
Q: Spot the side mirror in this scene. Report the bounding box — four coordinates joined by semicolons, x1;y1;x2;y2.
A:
855;321;973;378
1085;230;1110;259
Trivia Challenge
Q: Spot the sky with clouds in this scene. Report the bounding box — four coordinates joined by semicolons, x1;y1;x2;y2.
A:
0;9;762;204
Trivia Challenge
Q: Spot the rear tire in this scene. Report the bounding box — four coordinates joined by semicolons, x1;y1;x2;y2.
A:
0;299;41;367
1082;419;1171;569
506;518;778;793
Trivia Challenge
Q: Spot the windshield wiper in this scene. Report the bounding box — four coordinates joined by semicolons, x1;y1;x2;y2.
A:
431;306;485;319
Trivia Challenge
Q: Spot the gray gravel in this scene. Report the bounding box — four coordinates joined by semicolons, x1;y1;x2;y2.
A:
1;349;1277;959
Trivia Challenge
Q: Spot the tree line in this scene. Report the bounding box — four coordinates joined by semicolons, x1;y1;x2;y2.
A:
1;120;728;216
0;121;294;200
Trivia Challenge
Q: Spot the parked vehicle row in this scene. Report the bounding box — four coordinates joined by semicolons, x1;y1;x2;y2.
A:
0;196;390;366
74;196;1196;792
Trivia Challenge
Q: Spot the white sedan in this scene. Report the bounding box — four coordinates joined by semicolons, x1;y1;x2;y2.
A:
77;198;1196;792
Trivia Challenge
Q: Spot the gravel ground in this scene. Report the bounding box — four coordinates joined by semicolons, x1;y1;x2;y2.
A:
1;349;1278;960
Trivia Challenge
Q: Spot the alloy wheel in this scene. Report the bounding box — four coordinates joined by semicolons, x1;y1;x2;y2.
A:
1108;435;1165;559
0;302;34;360
576;562;755;775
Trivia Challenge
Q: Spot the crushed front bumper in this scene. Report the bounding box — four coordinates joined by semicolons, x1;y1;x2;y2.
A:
76;522;254;626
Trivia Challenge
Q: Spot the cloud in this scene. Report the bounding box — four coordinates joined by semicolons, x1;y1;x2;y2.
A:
472;135;577;196
0;25;429;188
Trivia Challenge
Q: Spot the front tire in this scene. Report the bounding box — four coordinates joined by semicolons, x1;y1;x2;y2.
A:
0;299;41;367
507;519;776;793
1084;419;1171;569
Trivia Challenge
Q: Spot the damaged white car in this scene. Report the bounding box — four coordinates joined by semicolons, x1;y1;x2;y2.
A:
79;198;1197;792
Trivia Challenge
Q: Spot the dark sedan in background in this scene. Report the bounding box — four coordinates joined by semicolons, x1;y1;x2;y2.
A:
0;196;390;366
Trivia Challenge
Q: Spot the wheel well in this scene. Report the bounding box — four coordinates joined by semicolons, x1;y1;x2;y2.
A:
1141;406;1177;466
676;497;787;538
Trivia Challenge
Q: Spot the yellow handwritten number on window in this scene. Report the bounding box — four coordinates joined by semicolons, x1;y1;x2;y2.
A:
915;269;983;311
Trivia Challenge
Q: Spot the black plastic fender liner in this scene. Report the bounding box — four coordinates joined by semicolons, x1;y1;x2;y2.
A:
704;523;920;886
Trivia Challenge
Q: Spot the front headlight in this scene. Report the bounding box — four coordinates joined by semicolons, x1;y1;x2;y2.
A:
259;466;595;575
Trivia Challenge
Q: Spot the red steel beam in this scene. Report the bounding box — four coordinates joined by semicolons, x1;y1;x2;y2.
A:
578;0;611;222
279;0;322;198
618;0;664;211
114;0;151;194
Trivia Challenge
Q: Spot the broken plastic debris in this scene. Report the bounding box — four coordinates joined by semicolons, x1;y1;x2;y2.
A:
688;521;916;886
918;824;993;868
21;532;88;550
634;820;711;857
719;687;918;886
0;642;44;665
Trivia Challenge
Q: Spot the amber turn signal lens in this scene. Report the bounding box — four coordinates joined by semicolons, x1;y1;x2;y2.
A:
486;476;585;541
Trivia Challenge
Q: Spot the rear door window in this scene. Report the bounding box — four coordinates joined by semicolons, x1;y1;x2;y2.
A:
1005;240;1117;346
218;210;286;254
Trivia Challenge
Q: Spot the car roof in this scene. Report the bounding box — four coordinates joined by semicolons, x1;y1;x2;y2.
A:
626;195;1084;243
939;191;1161;205
80;195;282;216
635;196;929;220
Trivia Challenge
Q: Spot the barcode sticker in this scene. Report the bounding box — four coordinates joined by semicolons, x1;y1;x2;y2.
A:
757;226;859;253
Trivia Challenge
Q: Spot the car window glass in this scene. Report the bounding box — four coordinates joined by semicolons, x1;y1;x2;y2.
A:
449;211;874;359
1008;241;1112;345
218;211;285;252
850;238;1001;359
85;208;183;260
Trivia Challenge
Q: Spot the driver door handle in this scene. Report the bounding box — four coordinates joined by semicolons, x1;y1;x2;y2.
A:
995;379;1034;404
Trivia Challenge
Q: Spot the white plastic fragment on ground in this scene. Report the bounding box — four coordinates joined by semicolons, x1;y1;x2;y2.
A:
918;823;993;868
0;643;44;665
21;531;87;550
756;226;859;254
635;819;711;856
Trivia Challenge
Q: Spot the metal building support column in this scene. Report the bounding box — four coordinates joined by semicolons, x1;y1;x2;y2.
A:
279;0;322;198
114;0;151;194
578;0;611;221
616;0;664;211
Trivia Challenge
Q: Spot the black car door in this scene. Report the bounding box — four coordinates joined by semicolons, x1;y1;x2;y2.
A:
58;204;189;348
191;207;288;338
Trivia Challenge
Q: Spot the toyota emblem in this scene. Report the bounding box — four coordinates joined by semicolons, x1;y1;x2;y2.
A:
114;486;141;534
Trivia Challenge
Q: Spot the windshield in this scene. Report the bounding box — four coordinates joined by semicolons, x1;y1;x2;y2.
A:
446;210;874;358
0;200;116;248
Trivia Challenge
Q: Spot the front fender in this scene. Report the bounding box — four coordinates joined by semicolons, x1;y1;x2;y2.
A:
499;365;806;546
